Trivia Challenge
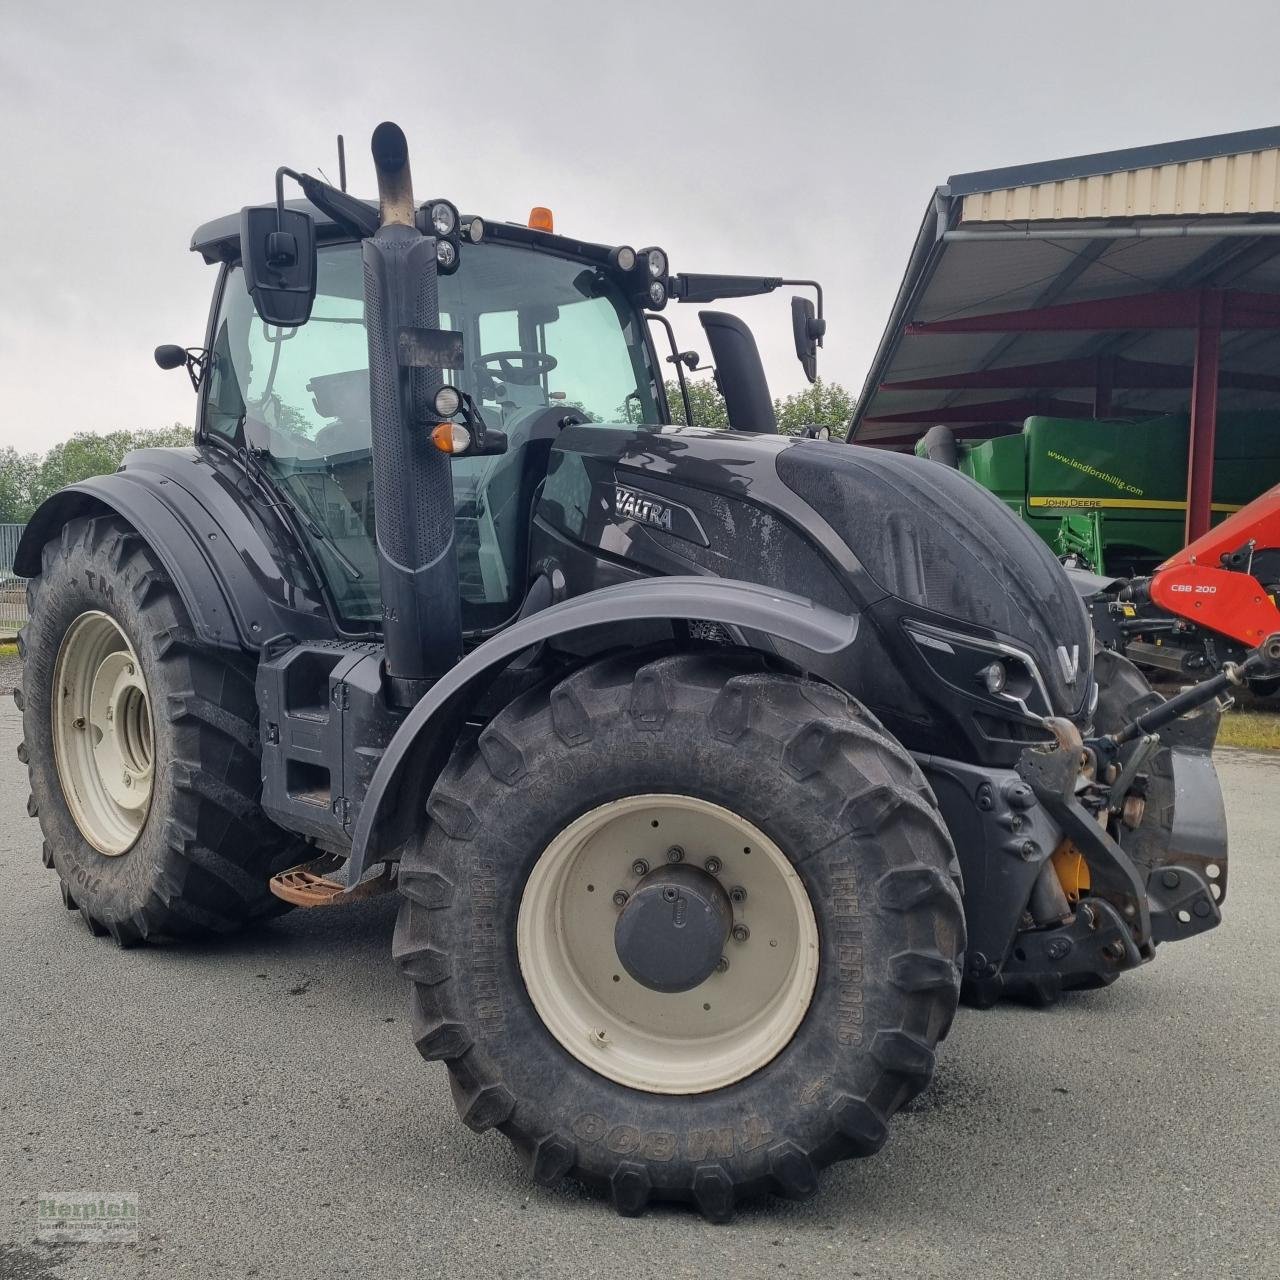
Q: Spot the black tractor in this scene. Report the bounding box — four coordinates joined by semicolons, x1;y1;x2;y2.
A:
15;123;1239;1220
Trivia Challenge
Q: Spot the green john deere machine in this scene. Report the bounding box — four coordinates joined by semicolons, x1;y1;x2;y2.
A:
918;414;1280;576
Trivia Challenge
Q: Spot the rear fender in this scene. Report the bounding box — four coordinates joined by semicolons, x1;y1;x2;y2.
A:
15;447;336;652
345;576;858;884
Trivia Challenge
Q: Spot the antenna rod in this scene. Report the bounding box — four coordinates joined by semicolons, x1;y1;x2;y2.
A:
337;134;347;193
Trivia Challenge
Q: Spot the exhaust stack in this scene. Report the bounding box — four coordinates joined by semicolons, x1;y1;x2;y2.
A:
362;122;462;704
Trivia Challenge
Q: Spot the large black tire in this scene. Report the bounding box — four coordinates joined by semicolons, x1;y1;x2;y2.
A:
17;515;303;944
394;647;964;1220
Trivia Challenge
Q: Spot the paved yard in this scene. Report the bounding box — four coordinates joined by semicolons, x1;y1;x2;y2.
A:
1;700;1276;1279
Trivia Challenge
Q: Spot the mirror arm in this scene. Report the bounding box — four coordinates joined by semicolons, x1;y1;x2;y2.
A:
670;274;783;304
781;279;825;337
274;167;304;223
183;347;209;393
645;312;694;426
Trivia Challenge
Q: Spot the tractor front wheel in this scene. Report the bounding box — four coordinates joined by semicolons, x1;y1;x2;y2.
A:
394;648;964;1219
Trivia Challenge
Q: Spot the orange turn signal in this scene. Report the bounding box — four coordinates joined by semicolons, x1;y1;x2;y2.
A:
431;422;471;454
528;206;554;233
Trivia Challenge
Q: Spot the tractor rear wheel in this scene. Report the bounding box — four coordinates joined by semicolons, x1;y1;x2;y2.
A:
394;648;964;1219
17;515;303;944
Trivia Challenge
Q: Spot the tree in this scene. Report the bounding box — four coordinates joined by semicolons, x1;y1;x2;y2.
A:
0;448;40;524
0;425;194;524
773;378;854;440
665;376;853;438
663;378;730;428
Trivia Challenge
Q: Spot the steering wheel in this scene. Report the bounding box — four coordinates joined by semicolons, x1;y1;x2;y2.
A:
473;350;558;387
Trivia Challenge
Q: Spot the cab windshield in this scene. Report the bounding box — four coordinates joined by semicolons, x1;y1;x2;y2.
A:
203;239;662;628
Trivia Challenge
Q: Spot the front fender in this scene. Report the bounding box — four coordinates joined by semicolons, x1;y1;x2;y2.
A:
345;575;858;884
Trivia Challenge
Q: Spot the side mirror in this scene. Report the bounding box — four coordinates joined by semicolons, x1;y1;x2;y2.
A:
239;206;317;327
791;296;826;384
154;344;187;370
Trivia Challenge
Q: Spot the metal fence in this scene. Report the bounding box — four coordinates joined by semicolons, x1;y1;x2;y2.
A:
0;524;27;637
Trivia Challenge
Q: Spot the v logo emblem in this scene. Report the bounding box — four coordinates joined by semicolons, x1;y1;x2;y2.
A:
1056;644;1080;686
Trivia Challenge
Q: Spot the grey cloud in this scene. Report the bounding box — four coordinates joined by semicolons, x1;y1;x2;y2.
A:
1;0;1277;447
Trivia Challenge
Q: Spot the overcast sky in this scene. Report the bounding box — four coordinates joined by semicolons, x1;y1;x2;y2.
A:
1;0;1277;451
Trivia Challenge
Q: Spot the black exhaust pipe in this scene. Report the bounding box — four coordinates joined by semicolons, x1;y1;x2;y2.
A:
362;122;462;704
698;311;777;433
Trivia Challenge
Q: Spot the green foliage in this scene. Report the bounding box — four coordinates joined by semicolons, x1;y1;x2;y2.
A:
663;378;730;428
664;376;852;438
0;425;193;523
0;449;40;527
773;378;854;440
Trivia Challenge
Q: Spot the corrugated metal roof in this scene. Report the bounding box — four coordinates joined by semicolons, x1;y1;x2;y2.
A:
961;149;1280;222
850;126;1280;447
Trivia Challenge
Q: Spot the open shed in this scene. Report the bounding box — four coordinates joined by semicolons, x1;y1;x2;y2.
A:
849;126;1280;540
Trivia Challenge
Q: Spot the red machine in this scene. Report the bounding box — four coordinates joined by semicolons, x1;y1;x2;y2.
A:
1147;482;1280;646
1102;483;1280;688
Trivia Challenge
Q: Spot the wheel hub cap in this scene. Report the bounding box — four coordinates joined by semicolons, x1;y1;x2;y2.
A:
51;610;154;856
614;864;732;993
517;793;819;1094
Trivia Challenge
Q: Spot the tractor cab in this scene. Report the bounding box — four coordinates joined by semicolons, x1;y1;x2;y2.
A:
198;221;663;631
191;198;818;640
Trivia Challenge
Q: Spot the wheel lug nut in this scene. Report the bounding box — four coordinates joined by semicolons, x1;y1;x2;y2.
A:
612;890;629;908
729;885;747;904
704;856;722;874
666;846;684;863
631;859;649;877
732;924;750;943
715;956;729;973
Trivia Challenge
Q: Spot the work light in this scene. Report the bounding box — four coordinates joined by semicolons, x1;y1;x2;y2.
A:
429;200;458;238
610;245;637;273
433;385;462;418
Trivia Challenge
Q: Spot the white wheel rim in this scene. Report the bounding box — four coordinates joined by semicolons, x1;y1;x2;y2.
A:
51;610;155;856
517;794;819;1094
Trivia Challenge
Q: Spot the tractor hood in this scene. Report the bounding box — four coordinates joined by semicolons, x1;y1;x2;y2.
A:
775;442;1095;722
532;425;1094;767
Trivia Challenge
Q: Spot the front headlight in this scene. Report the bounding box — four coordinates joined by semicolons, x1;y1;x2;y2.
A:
904;620;1053;720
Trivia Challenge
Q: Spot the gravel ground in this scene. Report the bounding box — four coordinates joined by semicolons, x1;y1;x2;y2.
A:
0;700;1276;1280
0;649;23;695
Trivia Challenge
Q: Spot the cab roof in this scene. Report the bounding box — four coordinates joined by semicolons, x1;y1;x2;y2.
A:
190;198;618;266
